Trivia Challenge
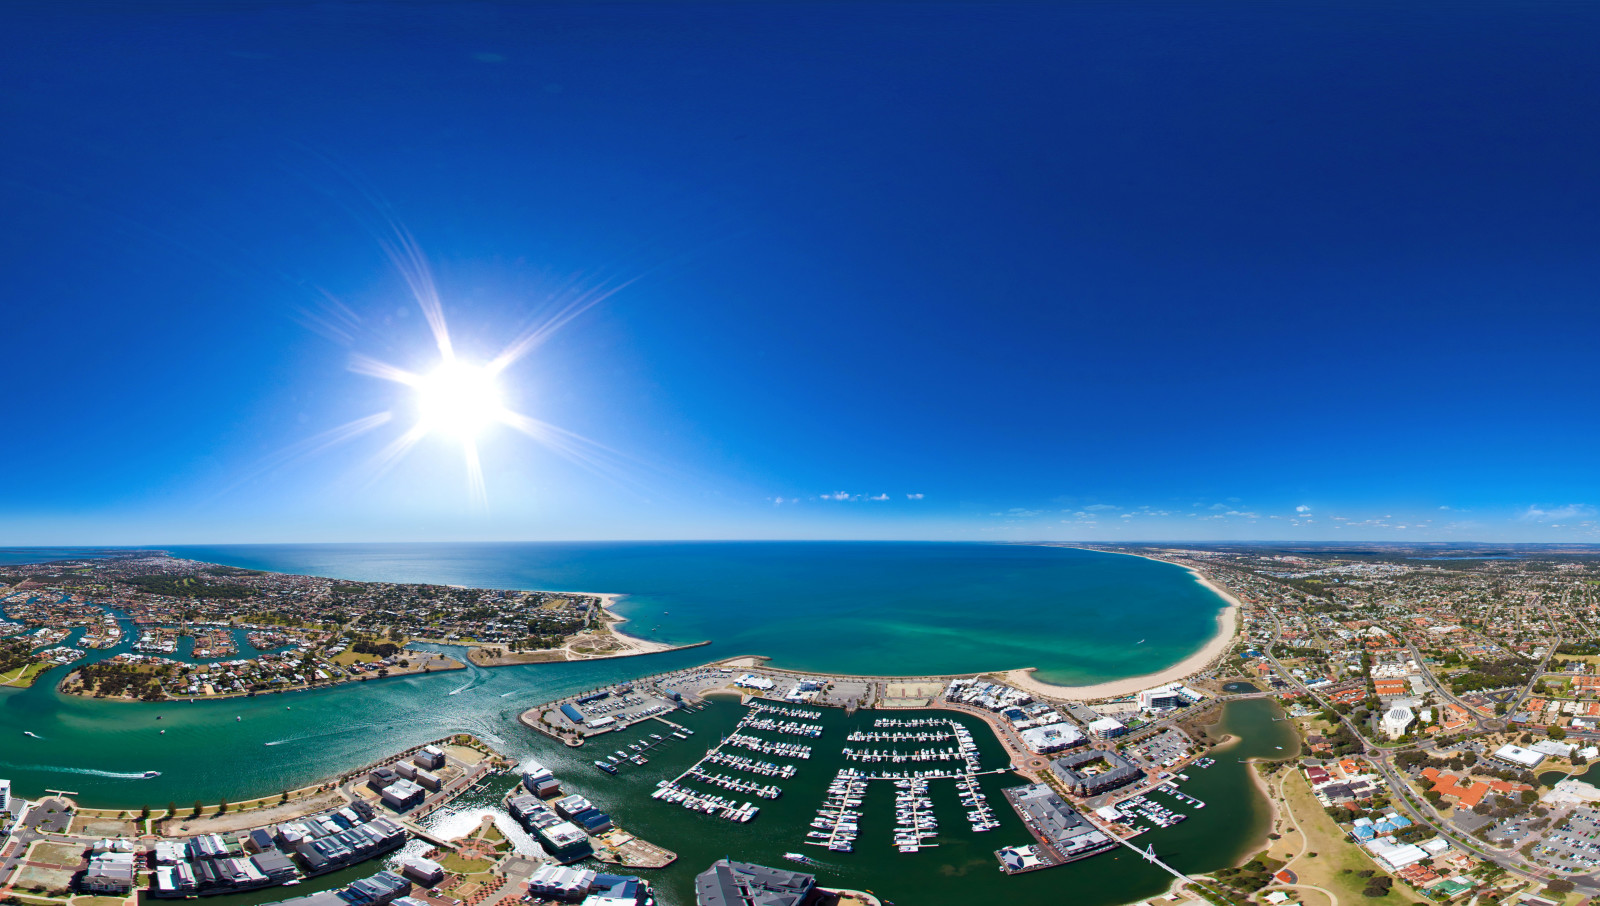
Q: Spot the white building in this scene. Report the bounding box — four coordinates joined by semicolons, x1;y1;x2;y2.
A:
1019;722;1087;754
1138;682;1203;713
1364;838;1428;872
1531;739;1575;759
1492;743;1546;770
528;864;597;900
1381;705;1414;740
1087;716;1127;739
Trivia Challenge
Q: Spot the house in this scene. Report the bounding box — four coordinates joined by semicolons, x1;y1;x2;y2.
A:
414;745;445;770
82;852;137;893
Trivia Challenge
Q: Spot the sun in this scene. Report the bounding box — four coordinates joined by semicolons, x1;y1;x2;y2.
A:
413;360;504;441
326;223;640;507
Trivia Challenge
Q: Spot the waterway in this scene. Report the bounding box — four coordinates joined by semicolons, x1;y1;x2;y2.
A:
0;543;1291;905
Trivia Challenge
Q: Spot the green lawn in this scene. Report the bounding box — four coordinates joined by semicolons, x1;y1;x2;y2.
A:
1277;772;1428;904
0;661;50;687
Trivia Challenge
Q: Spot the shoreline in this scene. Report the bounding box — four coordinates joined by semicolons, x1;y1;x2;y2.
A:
595;591;676;655
13;546;1243;707
1001;548;1242;700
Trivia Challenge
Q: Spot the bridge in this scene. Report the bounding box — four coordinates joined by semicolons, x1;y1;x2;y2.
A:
1115;837;1190;885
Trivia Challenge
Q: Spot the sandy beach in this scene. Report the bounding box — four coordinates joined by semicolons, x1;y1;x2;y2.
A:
596;592;676;655
1003;551;1242;701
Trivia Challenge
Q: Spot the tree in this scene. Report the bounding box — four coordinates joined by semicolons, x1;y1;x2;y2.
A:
1548;726;1567;740
1546;878;1575;894
139;805;150;820
217;798;229;815
192;800;204;817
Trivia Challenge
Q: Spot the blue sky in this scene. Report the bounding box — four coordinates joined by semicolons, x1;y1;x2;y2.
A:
5;1;1600;545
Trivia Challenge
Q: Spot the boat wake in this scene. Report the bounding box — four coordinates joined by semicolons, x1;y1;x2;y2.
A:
23;731;43;739
0;761;159;781
265;717;440;747
448;674;487;696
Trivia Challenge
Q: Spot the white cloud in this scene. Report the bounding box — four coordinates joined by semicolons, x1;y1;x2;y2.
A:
770;497;796;506
906;493;925;500
1083;503;1119;511
822;491;852;501
1520;503;1596;523
1008;507;1042;517
1438;505;1451;511
868;493;889;502
1209;503;1228;511
1295;504;1311;513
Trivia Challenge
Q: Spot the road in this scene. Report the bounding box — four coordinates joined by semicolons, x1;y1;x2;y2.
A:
1252;598;1599;891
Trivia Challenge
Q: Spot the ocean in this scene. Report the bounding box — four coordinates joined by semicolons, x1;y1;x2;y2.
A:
0;542;1274;906
164;542;1227;685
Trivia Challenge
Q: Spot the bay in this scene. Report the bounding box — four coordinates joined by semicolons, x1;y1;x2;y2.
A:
0;542;1276;906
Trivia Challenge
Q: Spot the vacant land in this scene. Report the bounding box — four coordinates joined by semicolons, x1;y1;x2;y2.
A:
1271;771;1427;905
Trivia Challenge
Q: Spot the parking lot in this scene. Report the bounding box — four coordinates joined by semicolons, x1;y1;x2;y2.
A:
547;684;682;737
1129;728;1193;769
1530;806;1600;872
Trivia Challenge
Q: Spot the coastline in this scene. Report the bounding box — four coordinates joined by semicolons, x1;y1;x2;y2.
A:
1002;549;1242;700
595;591;675;655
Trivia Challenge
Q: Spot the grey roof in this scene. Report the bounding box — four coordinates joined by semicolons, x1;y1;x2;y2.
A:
694;859;814;906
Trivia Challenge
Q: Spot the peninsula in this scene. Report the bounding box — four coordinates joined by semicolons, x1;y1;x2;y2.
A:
0;553;703;702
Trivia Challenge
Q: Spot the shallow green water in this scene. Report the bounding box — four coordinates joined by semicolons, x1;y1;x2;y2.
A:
0;543;1282;905
166;542;1228;685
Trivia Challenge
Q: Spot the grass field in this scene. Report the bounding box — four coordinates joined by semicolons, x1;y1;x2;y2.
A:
1275;771;1428;905
331;649;386;666
0;661;50;687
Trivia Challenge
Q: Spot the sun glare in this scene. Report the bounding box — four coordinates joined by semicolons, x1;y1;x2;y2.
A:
414;360;504;441
332;225;640;507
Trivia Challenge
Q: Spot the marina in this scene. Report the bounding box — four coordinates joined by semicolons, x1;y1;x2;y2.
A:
0;545;1288;906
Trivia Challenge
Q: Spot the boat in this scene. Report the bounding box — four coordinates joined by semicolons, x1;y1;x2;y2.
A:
160;730;165;735
783;853;811;864
235;716;241;722
595;761;619;774
143;770;161;778
23;731;41;739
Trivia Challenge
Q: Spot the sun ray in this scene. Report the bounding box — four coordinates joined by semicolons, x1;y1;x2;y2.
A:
496;410;656;494
463;440;487;510
209;412;394;501
349;354;423;386
362;421;431;486
487;274;642;375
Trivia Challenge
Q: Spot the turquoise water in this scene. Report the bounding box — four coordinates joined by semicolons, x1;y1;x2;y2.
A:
166;542;1225;684
0;542;1260;906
